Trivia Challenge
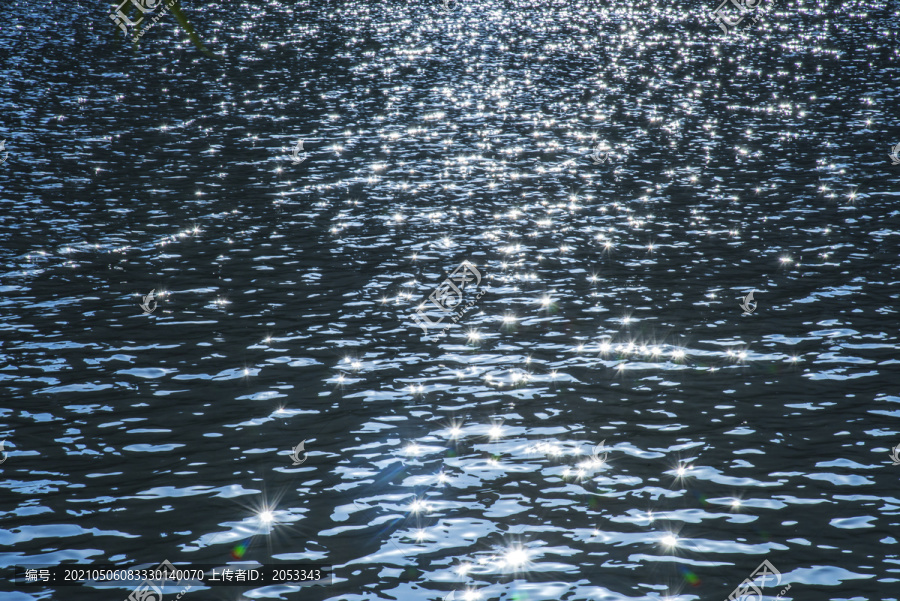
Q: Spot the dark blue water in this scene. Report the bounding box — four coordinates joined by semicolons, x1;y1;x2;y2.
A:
1;1;899;600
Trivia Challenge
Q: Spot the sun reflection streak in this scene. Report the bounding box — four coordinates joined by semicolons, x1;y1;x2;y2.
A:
447;420;464;440
409;498;432;515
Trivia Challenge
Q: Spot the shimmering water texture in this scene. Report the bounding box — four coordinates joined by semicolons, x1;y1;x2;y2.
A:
1;1;899;600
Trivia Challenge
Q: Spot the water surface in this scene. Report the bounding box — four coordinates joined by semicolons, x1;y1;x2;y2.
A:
1;1;899;600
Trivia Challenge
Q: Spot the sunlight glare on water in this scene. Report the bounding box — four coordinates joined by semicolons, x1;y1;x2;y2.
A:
0;0;899;600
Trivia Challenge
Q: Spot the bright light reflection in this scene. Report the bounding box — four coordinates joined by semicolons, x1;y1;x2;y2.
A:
501;545;530;569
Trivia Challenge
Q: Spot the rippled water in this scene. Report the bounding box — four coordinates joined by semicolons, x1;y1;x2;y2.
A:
2;0;899;600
